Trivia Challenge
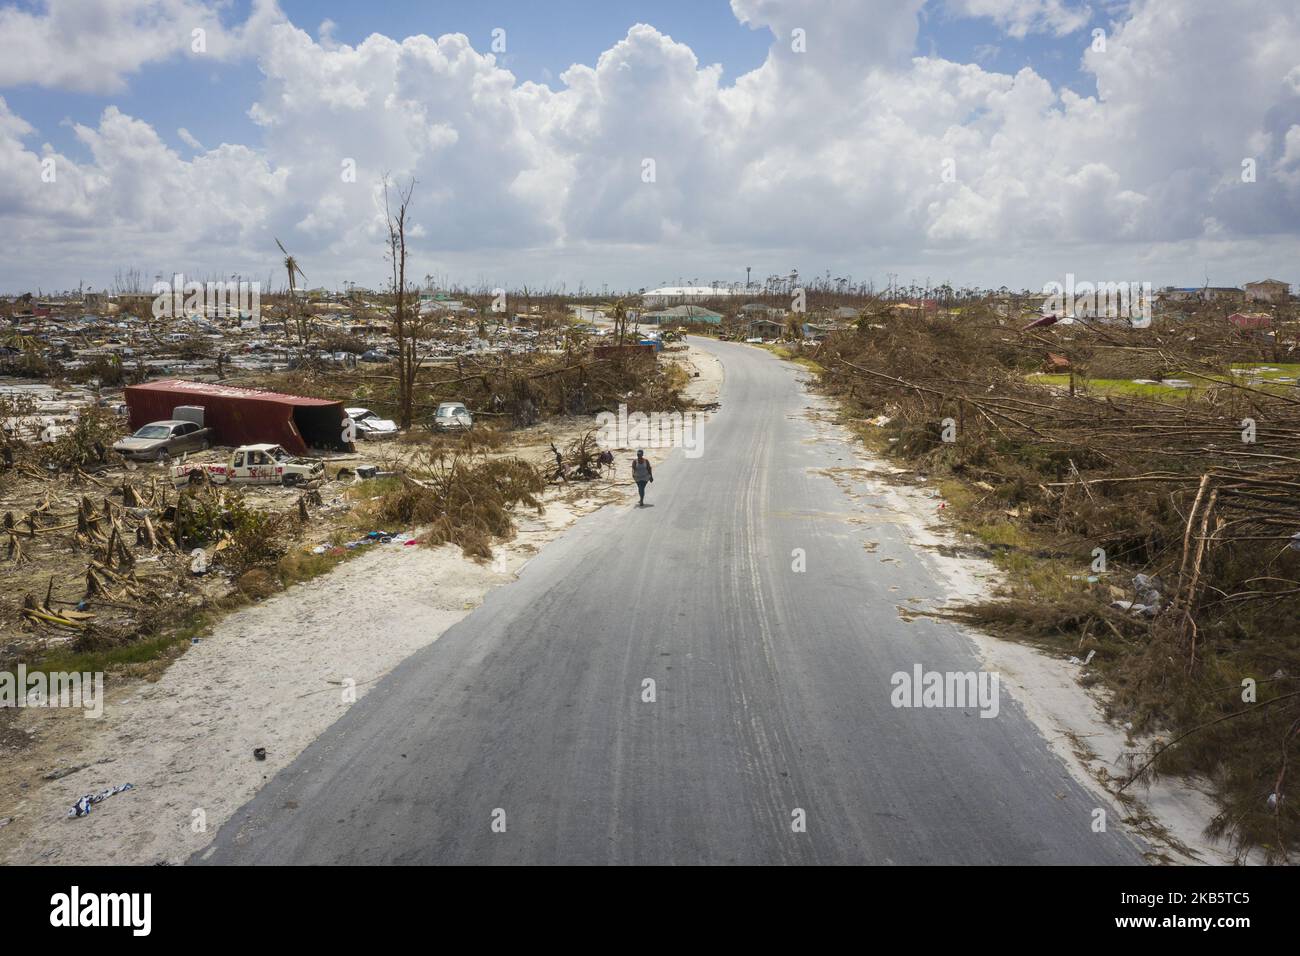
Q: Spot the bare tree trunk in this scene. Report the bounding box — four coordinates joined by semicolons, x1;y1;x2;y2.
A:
384;176;417;429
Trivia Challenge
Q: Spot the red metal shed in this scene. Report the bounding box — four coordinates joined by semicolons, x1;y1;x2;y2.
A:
123;379;350;454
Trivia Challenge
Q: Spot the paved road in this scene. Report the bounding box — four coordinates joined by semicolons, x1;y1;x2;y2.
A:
199;340;1144;865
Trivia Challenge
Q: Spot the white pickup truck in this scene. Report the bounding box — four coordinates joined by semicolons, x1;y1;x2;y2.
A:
170;443;325;487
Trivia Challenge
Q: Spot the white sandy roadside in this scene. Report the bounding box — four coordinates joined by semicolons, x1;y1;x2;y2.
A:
0;342;724;866
798;388;1240;865
673;337;724;407
0;487;617;865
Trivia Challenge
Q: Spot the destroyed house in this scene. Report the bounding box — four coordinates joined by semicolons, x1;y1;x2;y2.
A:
124;379;350;454
747;318;786;338
1245;279;1290;303
802;322;844;341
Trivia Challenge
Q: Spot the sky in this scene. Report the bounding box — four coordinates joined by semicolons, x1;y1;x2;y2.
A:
2;0;1299;295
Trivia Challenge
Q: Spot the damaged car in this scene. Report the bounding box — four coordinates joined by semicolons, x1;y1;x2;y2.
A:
113;419;213;461
171;444;324;487
345;407;399;441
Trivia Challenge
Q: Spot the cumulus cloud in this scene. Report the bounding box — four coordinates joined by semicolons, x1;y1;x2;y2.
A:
0;0;283;94
946;0;1092;39
730;0;926;71
2;0;1300;292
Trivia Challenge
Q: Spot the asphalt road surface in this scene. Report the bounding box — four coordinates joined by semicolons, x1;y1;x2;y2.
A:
199;340;1145;865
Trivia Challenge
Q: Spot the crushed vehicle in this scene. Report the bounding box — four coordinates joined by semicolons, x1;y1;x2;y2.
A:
433;401;473;431
171;443;324;487
345;407;399;440
113;419;213;461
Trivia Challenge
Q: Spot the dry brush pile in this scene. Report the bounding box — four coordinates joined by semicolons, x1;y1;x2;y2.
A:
362;448;546;560
0;403;123;478
816;307;1300;859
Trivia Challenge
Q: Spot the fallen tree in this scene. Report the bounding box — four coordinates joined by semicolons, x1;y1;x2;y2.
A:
814;305;1300;860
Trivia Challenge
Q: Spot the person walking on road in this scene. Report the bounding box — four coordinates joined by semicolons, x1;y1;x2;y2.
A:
632;449;653;506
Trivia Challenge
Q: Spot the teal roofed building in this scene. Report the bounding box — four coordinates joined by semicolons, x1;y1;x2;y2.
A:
641;304;724;324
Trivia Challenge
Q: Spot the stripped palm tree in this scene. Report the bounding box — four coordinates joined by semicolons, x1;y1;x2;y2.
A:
594;298;630;346
275;237;310;345
4;330;39;353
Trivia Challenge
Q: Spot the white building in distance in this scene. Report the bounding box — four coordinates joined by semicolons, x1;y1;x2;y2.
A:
641;286;742;308
1244;279;1290;303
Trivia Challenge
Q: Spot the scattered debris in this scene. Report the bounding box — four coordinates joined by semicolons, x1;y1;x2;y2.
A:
68;783;134;819
43;766;87;781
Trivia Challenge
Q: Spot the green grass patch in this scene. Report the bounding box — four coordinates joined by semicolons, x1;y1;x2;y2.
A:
761;343;824;372
34;631;191;678
1228;361;1300;379
29;603;228;680
1027;373;1199;399
1030;363;1300;399
970;521;1030;550
843;417;893;456
345;475;404;501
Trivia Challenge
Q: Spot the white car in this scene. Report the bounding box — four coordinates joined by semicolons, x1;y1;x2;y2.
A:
433;402;473;431
344;407;399;440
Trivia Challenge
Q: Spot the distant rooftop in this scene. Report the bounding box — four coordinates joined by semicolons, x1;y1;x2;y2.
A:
643;286;740;297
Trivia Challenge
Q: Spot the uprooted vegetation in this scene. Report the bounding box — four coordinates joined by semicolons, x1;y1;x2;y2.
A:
345;425;614;560
0;440;359;678
812;306;1300;860
353;449;546;560
1;400;123;477
547;429;616;483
